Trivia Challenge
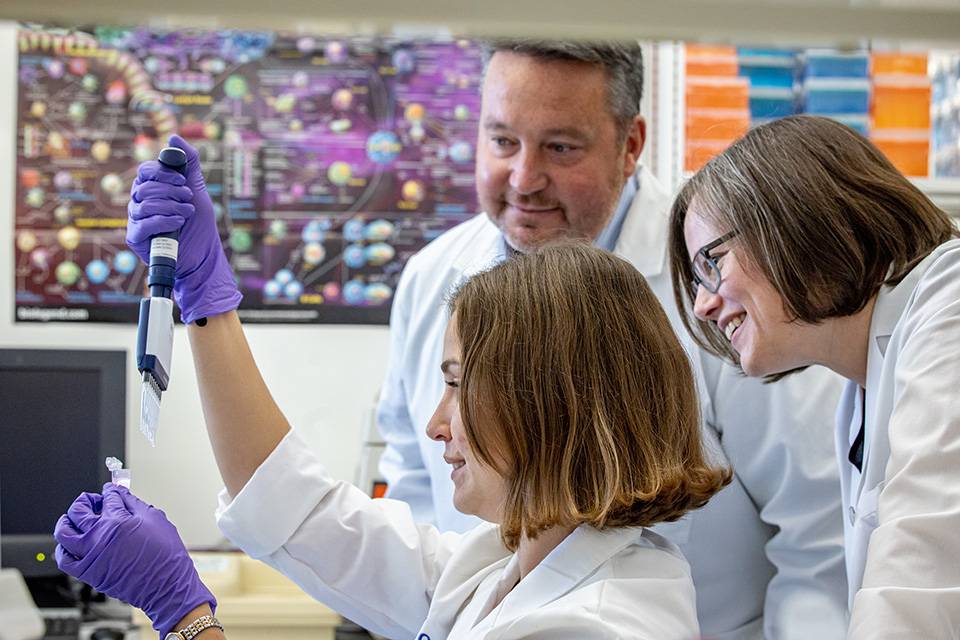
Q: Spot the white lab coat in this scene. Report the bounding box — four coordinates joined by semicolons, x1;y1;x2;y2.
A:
376;167;848;639
835;239;960;639
216;430;702;640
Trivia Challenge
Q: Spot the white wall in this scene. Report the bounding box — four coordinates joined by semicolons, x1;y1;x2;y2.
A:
0;22;390;545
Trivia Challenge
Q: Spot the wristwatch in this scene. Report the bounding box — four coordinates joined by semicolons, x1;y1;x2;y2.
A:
164;615;224;639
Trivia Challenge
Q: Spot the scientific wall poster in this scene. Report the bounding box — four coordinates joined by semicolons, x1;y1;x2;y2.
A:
14;26;482;323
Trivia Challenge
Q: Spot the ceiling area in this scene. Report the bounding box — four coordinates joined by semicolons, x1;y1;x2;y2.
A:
2;0;960;45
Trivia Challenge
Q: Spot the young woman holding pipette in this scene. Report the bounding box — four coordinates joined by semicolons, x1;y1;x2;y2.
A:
55;164;729;640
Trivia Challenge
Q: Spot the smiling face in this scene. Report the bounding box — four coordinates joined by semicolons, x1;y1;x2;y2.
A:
684;205;821;378
424;315;507;522
475;51;644;253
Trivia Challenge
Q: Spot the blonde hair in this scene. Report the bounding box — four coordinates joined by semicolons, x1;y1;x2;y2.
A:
450;242;731;550
670;115;958;378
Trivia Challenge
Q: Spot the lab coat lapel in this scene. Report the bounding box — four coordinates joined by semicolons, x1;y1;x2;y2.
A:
450;214;503;282
859;252;942;496
613;166;673;279
491;526;646;625
418;525;513;638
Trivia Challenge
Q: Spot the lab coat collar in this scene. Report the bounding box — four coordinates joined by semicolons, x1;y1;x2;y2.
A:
493;525;648;624
449;214;505;280
613;166;674;279
868;241;958;369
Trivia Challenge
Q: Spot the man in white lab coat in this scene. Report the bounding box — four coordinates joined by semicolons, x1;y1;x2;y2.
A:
376;40;849;639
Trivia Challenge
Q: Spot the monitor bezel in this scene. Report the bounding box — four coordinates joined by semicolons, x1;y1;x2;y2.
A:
0;348;126;580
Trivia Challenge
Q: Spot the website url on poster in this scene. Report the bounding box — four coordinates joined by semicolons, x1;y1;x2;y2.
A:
17;307;90;321
238;309;320;321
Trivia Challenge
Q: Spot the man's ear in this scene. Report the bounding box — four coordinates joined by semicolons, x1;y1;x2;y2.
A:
623;115;646;177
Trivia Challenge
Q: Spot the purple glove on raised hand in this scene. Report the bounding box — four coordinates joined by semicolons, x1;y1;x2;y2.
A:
54;483;216;638
127;134;242;324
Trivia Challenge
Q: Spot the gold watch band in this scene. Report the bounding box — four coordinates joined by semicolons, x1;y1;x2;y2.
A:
174;614;224;640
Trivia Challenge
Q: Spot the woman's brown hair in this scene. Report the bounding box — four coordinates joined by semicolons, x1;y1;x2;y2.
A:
669;115;958;375
450;242;731;550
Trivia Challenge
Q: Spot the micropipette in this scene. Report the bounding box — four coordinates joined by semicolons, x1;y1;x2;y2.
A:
136;146;188;446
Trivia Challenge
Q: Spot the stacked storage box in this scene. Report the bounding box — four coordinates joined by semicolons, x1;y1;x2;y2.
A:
871;52;931;177
684;44;750;172
930;52;958;177
802;49;871;136
737;47;799;124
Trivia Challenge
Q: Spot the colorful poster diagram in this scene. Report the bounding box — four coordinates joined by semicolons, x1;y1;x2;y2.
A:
14;27;482;323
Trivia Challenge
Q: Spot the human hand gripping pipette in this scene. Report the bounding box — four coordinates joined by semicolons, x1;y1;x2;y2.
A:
127;135;243;444
134;146;185;445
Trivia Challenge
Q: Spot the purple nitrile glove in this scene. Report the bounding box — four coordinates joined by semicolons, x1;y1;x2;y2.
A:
127;134;242;324
54;483;216;638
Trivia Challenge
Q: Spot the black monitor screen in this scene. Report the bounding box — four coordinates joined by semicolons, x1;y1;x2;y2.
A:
0;348;125;591
1;368;104;533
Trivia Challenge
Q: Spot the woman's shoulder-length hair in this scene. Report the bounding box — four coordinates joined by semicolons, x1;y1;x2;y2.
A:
450;241;731;550
668;115;958;378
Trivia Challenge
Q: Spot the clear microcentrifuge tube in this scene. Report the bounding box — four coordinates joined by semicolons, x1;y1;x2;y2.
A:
105;456;131;488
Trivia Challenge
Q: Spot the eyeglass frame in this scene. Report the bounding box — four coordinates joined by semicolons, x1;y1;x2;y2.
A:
691;230;739;294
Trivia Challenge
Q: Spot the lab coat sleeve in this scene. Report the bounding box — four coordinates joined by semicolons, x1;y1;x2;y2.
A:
848;255;960;638
703;353;849;640
216;429;462;639
375;258;437;524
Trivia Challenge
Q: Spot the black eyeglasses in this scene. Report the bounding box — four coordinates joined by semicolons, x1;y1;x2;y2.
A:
691;230;738;293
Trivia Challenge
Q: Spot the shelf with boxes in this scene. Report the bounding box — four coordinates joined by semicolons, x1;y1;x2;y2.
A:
680;43;943;179
683;45;749;173
739;47;800;123
803;49;872;136
872;52;932;178
932;51;960;178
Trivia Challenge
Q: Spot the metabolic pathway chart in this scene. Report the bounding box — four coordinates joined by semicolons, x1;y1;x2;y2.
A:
15;27;482;323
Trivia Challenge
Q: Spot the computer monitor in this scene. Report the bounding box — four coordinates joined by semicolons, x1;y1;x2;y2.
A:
0;348;126;607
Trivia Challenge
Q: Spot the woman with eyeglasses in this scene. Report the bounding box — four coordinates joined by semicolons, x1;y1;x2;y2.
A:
668;114;960;639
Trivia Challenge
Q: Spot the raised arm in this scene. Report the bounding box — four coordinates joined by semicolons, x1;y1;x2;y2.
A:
187;311;289;496
127;135;287;495
126;135;463;629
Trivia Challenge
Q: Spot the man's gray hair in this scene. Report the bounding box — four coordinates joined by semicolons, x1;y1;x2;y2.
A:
481;39;644;140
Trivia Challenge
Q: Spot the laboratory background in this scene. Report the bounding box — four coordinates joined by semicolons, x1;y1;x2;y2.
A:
1;1;960;638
